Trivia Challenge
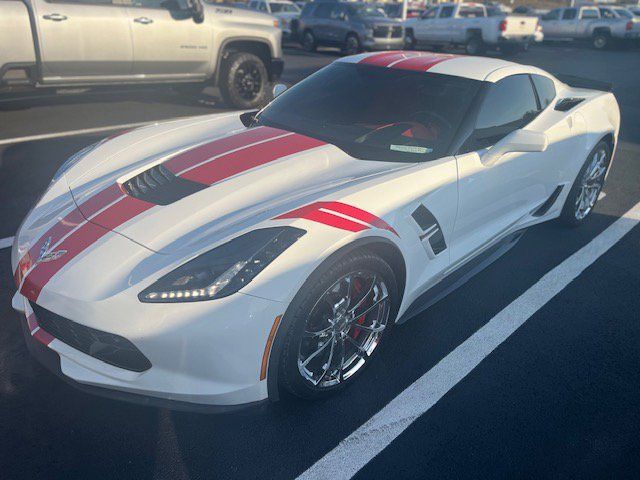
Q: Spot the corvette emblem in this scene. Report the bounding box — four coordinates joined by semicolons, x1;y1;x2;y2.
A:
37;237;67;263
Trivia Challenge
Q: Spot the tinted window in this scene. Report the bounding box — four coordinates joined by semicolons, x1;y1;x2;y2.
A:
257;63;481;163
543;9;561;20
581;8;599;19
314;3;332;18
422;7;437;19
473;75;539;148
330;5;346;20
614;8;632;18
439;6;454;18
459;6;485;18
531;75;556;109
301;3;314;16
562;8;577;20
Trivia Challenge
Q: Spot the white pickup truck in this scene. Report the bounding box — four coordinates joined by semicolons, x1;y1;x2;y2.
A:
0;0;284;109
404;2;539;55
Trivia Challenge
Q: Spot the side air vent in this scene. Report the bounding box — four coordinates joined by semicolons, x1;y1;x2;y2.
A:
554;98;585;112
533;185;564;217
122;164;207;206
411;204;447;255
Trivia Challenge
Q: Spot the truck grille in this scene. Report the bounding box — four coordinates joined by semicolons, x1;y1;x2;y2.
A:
122;164;207;206
373;26;403;39
31;303;152;372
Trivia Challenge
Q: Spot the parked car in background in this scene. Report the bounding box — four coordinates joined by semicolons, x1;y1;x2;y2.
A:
404;2;538;55
0;0;284;109
381;3;425;20
540;5;639;49
299;2;404;55
247;0;301;39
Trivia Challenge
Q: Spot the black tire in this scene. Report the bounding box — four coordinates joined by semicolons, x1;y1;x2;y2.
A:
592;31;610;50
278;250;398;400
343;33;361;56
218;52;269;110
465;35;485;55
559;140;611;228
302;30;317;52
405;30;417;50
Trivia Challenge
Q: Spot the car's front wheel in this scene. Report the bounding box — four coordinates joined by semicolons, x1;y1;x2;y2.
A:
560;140;611;227
279;250;398;399
302;30;317;52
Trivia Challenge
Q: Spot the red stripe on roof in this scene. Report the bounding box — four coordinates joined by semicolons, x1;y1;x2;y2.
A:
164;126;288;174
389;54;457;72
180;133;326;185
358;51;416;67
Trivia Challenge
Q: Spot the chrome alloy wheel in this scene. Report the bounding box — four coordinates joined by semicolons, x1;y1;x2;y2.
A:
297;271;390;388
575;146;608;221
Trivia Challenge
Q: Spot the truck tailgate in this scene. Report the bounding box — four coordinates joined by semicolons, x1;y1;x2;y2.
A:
502;16;538;37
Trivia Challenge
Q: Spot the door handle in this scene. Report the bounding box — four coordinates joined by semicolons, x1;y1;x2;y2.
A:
134;17;153;24
43;13;68;21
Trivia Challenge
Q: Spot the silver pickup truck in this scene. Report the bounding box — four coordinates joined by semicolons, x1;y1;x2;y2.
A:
540;5;640;49
0;0;284;109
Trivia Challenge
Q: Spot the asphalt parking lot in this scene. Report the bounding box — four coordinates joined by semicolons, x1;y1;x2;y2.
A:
1;44;640;479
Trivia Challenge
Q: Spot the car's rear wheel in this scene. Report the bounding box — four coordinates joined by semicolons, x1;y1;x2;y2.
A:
343;34;361;56
279;250;398;399
560;140;611;227
302;30;317;52
592;31;610;50
218;52;269;109
465;35;485;55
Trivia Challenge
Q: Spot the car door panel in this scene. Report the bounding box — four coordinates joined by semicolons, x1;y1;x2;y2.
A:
126;1;211;78
34;0;133;78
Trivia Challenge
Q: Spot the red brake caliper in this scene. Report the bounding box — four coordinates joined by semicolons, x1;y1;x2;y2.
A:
349;278;366;340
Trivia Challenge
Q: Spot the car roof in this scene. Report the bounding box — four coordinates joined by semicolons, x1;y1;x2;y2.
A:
337;52;530;82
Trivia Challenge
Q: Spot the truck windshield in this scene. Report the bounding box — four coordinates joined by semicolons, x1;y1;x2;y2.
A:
256;63;481;163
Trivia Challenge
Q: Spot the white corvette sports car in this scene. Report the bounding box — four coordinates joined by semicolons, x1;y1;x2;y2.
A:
12;52;619;411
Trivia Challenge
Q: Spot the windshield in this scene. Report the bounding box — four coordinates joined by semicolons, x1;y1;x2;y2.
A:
256;63;481;163
270;2;299;13
614;8;632;18
349;5;388;18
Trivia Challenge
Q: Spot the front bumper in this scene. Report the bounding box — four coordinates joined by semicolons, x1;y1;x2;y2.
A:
14;287;286;410
363;37;405;51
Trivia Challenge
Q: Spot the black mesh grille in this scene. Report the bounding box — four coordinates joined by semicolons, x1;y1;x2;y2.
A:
31;303;151;372
122;164;207;206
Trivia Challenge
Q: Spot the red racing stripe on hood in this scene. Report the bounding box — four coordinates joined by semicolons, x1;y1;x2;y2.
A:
163;126;288;174
179;133;326;185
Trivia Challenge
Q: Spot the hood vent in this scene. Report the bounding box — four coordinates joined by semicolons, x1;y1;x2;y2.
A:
122;164;207;206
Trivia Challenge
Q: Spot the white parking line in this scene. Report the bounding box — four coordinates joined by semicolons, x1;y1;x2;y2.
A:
0;120;167;146
297;199;640;480
0;237;13;250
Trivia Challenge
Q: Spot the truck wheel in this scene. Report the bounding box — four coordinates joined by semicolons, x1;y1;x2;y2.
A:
343;34;361;56
592;31;610;50
219;52;269;110
465;35;485;55
302;30;317;52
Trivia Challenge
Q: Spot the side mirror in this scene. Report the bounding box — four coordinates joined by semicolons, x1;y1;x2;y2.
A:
481;129;548;166
188;0;204;23
273;83;288;98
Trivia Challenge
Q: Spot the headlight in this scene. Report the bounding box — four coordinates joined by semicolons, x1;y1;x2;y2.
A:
139;227;305;303
51;140;104;183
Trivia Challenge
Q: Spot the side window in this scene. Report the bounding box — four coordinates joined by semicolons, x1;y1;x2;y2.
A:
48;0;117;4
258;2;268;12
542;9;561;20
301;3;314;17
562;8;577;20
330;6;346;21
422;7;437;19
472;75;539;148
599;8;615;19
249;1;258;9
131;0;189;9
439;6;454;18
581;8;599;19
531;75;556;110
459;6;485;18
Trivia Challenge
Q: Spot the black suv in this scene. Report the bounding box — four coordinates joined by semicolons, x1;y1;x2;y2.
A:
298;2;404;55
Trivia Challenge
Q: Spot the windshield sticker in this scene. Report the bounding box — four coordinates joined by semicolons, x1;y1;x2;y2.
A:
390;145;432;154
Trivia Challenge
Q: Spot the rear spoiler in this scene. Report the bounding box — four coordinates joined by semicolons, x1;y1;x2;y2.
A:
554;74;612;92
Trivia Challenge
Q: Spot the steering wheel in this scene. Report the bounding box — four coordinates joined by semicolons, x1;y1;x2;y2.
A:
409;110;453;132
